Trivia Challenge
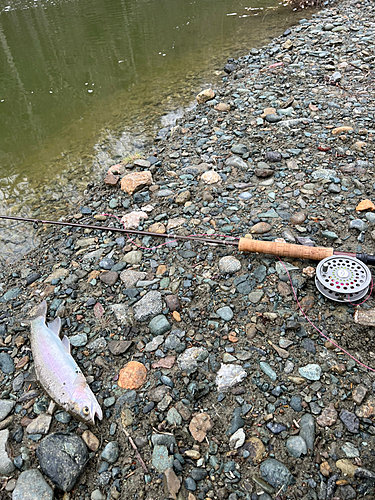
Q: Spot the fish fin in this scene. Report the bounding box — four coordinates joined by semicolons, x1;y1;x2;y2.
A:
47;317;62;337
61;335;71;354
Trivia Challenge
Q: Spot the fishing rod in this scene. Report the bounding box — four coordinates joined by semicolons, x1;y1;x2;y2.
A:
1;214;375;265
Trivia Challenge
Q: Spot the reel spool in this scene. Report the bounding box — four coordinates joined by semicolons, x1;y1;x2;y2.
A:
315;255;372;303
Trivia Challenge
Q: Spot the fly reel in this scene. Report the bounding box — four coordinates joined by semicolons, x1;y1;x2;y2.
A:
315;255;372;303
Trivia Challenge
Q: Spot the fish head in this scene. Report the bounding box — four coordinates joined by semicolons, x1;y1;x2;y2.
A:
71;387;103;425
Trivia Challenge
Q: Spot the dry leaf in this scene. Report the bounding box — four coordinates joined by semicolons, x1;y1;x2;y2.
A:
189;413;212;442
93;302;105;319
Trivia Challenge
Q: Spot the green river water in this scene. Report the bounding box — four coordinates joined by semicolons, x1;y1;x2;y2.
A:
0;0;304;261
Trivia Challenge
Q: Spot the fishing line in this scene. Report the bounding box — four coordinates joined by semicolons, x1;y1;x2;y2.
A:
279;257;375;373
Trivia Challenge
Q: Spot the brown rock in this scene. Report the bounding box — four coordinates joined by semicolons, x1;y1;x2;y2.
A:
269;341;289;359
278;281;291;297
214;102;230;112
149;386;170;402
121;211;148;229
317;403;338;427
196;89;215;104
189;413;213;442
156;265;167;276
104;173;119;186
332;126;354;135
99;271;119;286
299;295;315;312
245;324;257;339
118;361;147;389
290;212;307;225
240;438;265;463
356;396;375;418
175;191;191;205
261;107;277;118
331;363;346;375
165;295;180;311
152;356;176;369
167;218;185;231
82;430;100;451
336;459;357;477
15;356;29;370
108;340;132;355
202;191;213;202
148;222;166;233
121;408;133;428
120;171;153;195
254;169;274;178
250;222;272;234
14;336;25;348
163;468;181;500
201;170;221;184
352;385;368;405
320;461;332;477
175;401;191;421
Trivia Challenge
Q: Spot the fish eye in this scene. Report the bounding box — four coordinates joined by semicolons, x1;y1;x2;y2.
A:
82;406;90;416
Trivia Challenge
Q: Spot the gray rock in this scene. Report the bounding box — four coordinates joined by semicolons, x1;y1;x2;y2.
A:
166;408;182;426
133;291;163;322
69;333;88;347
13;469;53;500
101;441;119;463
298;364;322;381
152;445;173;472
321;230;339;240
0;399;15;421
36;432;88;492
248;290;264;304
145;335;165;352
216;306;234;321
342;442;360;458
349;219;367;232
149;315;171;335
218;256;241;274
260;458;294;489
177;347;208;374
365;213;375;223
225;156;248;169
0;429;15;475
231;144;248;155
259;362;277;382
286;436;307;458
299;414;315;450
0;352;15;374
340;409;359;433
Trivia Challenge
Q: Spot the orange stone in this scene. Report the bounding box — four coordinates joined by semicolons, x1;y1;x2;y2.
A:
356;199;375;212
118;361;147;389
172;311;181;322
120;171;153;195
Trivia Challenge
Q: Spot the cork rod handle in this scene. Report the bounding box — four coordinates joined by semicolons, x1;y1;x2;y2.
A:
238;238;334;261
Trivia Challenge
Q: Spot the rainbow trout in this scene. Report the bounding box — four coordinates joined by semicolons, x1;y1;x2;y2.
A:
30;300;102;424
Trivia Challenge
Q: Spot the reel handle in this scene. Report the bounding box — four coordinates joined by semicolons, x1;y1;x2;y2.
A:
238;238;334;261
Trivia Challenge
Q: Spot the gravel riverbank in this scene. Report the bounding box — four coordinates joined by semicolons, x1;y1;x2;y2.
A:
1;0;375;498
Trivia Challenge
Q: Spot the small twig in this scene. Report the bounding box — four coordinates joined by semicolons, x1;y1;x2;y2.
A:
122;426;148;473
125;471;136;479
348;62;365;72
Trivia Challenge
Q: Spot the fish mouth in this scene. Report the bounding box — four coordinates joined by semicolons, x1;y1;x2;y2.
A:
93;404;103;424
